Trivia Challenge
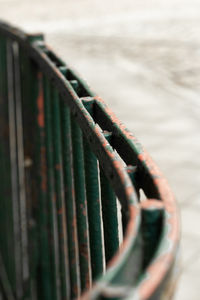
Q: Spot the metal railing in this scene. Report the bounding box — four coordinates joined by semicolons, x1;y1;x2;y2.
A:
0;22;180;300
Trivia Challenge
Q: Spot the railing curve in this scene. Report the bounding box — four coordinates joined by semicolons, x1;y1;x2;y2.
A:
0;22;180;300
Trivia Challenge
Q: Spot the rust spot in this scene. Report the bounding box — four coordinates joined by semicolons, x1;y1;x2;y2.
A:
55;163;61;170
84;229;88;239
85;271;91;291
58;207;63;215
40;146;47;192
72;285;78;298
80;204;87;217
72;215;76;228
71;188;75;199
80;243;89;260
37;72;45;128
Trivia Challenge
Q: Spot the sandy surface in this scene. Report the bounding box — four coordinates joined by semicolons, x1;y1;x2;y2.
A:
0;0;200;298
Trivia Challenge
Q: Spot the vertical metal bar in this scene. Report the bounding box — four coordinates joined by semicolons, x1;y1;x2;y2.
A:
83;138;104;279
36;72;52;300
59;97;82;297
81;97;104;278
61;72;92;292
0;35;13;290
100;131;119;264
50;85;71;299
19;48;39;300
100;168;119;264
0;288;3;300
141;200;164;270
23;35;46;299
123;165;139;235
0;254;15;300
42;76;61;300
13;41;29;284
6;39;23;299
126;166;139;199
18;49;33;299
70;114;92;290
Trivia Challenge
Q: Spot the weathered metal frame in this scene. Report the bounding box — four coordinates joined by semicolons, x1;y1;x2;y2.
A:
0;21;180;300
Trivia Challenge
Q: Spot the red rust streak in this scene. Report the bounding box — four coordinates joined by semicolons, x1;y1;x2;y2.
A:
40;146;47;192
37;72;45;128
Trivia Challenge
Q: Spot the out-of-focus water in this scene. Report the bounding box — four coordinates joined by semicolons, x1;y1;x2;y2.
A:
0;0;200;298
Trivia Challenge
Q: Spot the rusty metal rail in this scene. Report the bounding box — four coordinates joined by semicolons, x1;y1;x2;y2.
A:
0;22;180;300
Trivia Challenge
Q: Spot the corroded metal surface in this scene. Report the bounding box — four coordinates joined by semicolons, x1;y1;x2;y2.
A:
0;21;180;300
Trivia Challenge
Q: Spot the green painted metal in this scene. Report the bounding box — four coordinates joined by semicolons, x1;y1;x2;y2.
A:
70;114;92;292
43;75;59;300
83;138;104;279
0;36;14;290
36;73;52;300
82;98;104;278
20;41;44;299
100;167;119;264
0;22;180;300
69;78;91;293
44;77;71;300
52;85;79;299
100;131;119;264
141;202;164;270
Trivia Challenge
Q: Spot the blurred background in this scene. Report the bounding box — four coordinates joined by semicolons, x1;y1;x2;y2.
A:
0;0;200;299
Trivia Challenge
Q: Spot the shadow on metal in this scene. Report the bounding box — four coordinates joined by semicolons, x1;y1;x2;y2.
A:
0;22;180;300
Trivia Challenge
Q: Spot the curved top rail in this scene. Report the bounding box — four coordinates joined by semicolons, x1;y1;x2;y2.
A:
0;21;180;300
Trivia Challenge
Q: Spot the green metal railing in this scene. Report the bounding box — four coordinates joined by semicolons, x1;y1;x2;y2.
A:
0;22;180;300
